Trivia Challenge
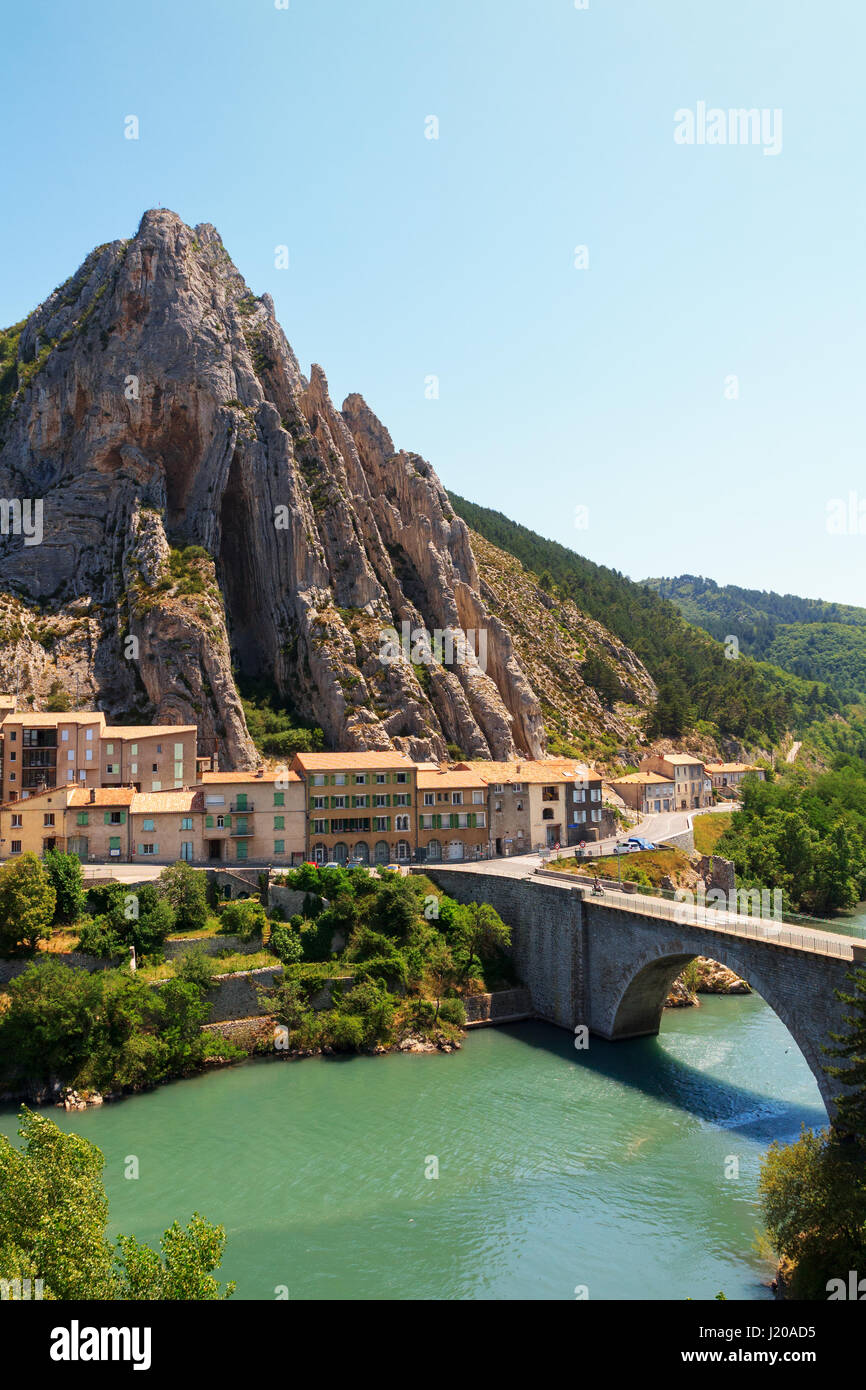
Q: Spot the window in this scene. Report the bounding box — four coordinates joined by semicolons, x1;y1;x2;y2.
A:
395;772;407;784
181;817;193;831
138;844;157;856
236;840;248;862
11;814;22;828
516;800;523;812
274;840;285;854
376;773;386;784
106;763;119;775
152;763;158;773
105;743;114;755
274;792;285;807
452;792;463;805
590;788;601;802
67;750;74;762
108;836;121;852
473;790;484;804
374;795;388;808
61;729;69;742
423;793;434;806
395;814;410;831
374;816;390;832
312;775;325;787
85;729;93;741
313;844;326;864
9;751;15;762
313;796;326;810
85;750;92;761
109;811;123;825
355;774;366;784
43;813;55;827
394;794;409;806
274;816;285;829
353;795;368;808
10;840;21;854
495;800;503;813
174;743;184;759
512;783;524;793
332;796;346;809
420;815;433;829
396;840;410;859
312;819;327;834
334;774;346;786
217;815;225;828
130;743;138;755
476;812;486;828
174;763;184;780
180;842;193;862
152;781;161;792
156;744;162;754
205;796;225;805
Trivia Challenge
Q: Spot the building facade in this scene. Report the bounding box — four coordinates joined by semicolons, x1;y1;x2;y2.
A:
638;754;713;810
291;751;417;865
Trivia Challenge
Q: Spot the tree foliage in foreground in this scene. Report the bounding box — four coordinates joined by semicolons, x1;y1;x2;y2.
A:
0;1107;234;1300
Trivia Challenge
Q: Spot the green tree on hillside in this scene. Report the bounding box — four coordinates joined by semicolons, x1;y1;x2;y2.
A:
43;849;86;925
157;861;208;933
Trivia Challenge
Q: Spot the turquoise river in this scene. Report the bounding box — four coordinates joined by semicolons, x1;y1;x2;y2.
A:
0;989;834;1300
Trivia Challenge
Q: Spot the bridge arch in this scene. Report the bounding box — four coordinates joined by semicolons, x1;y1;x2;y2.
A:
606;939;835;1113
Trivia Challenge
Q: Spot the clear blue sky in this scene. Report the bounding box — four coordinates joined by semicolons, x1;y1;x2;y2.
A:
2;0;864;604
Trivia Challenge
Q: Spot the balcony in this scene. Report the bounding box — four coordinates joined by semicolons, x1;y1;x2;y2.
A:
230;802;255;814
229;825;254;837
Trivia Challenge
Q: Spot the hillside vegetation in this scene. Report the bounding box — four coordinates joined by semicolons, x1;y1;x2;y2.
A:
646;574;866;704
451;495;845;750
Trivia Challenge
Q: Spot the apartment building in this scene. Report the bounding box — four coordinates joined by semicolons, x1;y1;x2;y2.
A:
0;711;198;803
638;753;712;810
291;751;417;865
1;785;136;860
416;766;488;862
606;771;676;816
198;771;305;866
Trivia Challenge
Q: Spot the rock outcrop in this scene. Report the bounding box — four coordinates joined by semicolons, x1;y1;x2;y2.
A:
0;209;652;765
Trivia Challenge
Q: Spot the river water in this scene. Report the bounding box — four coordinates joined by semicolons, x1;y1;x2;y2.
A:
0;993;827;1301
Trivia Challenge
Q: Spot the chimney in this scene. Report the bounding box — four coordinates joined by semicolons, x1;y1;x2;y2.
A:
89;788;96;803
255;768;264;778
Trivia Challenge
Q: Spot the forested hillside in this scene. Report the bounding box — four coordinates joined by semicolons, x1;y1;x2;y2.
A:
450;495;845;749
646;575;866;703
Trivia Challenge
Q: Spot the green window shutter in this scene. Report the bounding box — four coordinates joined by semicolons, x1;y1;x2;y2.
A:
469;813;476;828
274;840;285;854
236;841;248;862
109;837;120;851
236;793;247;810
274;792;285;807
205;815;214;828
136;844;143;855
104;811;111;825
323;820;330;834
77;812;88;826
224;814;232;828
386;794;391;806
119;811;126;825
450;814;457;829
434;814;441;829
274;816;284;830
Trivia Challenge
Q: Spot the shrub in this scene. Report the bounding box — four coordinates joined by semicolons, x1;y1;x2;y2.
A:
175;948;217;991
219;899;267;940
43;849;86;925
269;923;303;965
437;997;466;1027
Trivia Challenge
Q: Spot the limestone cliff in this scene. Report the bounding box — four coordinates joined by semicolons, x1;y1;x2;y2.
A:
0;209;651;766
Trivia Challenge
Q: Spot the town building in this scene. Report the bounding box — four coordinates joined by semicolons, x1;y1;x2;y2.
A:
198;770;305;866
606;771;676;816
416;766;488;862
0;711;199;803
291;751;417;865
638;753;713;809
705;762;765;792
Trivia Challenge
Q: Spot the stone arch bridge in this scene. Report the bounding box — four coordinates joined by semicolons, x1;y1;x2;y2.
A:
425;867;865;1115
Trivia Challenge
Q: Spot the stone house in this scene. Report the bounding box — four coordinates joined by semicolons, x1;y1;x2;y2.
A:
291;751;417;866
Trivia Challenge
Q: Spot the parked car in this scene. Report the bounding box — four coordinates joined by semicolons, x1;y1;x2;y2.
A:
322;861;341;870
627;837;657;851
346;857;367;869
612;843;631;855
382;863;402;874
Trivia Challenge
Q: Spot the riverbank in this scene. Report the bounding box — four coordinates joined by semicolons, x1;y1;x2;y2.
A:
665;957;751;1008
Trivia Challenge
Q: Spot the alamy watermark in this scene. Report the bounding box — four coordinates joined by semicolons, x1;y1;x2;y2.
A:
0;497;43;546
673;884;783;926
379;621;488;673
674;103;782;157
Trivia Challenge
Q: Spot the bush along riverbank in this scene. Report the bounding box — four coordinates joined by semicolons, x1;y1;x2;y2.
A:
0;858;516;1103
